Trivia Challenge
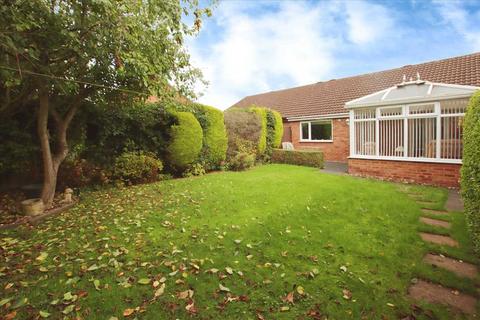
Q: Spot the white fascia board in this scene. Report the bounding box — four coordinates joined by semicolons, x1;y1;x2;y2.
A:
286;113;349;122
344;93;475;109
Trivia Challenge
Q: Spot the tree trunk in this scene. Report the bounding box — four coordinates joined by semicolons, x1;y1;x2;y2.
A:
38;88;57;207
37;88;81;208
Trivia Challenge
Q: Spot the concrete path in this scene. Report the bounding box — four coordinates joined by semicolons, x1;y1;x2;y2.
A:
320;162;348;175
446;189;464;212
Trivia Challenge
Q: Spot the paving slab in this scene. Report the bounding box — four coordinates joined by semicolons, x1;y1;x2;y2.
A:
446;190;464;212
420;217;451;229
423;253;478;279
420;232;459;247
408;280;477;314
421;208;449;216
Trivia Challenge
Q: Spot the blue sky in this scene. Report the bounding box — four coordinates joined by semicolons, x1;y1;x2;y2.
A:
186;0;480;110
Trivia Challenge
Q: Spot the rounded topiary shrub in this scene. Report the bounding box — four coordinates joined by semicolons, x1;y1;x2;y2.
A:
191;104;227;169
270;110;283;148
249;106;268;155
166;111;203;172
461;90;480;253
112;152;163;184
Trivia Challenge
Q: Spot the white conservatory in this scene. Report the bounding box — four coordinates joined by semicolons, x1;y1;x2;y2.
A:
346;77;478;164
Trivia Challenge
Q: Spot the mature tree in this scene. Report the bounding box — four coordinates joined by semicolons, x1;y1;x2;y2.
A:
0;0;210;206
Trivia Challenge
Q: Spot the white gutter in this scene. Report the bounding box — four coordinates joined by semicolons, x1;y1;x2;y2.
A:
286;112;349;122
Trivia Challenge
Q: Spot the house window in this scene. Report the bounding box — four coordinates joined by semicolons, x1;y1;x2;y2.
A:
351;98;468;163
300;120;332;141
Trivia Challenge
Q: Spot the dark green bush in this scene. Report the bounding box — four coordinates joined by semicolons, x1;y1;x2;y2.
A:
112;152;163;184
271;149;324;168
83;103;172;166
166;111;203;172
461;91;480;253
249;106;267;155
224;108;262;158
228;152;256;171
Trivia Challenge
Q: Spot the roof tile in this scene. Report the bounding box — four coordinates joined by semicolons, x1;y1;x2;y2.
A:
231;52;480;118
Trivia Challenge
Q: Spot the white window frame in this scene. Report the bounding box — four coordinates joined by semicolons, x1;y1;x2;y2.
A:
299;120;333;142
349;101;465;164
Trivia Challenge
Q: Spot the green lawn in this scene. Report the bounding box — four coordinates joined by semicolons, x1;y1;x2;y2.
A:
0;164;477;319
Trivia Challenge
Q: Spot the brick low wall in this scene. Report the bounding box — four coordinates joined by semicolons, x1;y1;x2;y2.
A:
348;158;461;188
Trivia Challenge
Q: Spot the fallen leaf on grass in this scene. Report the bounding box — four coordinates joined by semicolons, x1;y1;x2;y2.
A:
137;278;150;285
154;284;165;297
123;308;135;317
39;310;50;318
219;284;230;292
283;291;294;304
177;289;194;299
296;286;305;295
342;289;352;300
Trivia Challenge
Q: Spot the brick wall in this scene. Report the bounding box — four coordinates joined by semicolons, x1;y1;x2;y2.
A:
283;118;349;162
348;158;461;188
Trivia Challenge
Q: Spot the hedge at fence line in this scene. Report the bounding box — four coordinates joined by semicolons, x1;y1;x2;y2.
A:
249;106;267;155
190;103;227;169
461;90;480;253
266;109;284;152
166;111;203;171
224;108;262;158
82;103;171;165
271;149;324;168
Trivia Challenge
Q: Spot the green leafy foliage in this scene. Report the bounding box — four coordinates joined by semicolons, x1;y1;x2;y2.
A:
188;104;227;170
270;110;284;148
271;149;324;168
82;103;172;166
228;152;256;171
112;152;163;185
183;162;207;178
461;91;480;253
249;106;268;155
166;112;203;172
266;109;284;159
224;108;262;158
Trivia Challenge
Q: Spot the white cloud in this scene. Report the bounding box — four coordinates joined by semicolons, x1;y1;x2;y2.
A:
345;1;394;45
187;1;396;110
433;1;480;50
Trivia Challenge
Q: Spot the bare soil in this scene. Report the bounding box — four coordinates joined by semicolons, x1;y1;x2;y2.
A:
419;232;459;247
419;217;451;229
423;253;478;279
408;280;477;314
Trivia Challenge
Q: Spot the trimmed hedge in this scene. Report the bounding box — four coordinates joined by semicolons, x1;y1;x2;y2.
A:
191;103;227;169
461;91;480;253
271;149;324;168
166;111;203;171
266;109;283;152
249;106;268;155
224;108;262;157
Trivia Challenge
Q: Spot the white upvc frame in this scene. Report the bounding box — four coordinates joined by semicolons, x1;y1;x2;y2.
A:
299;119;333;142
349;100;466;164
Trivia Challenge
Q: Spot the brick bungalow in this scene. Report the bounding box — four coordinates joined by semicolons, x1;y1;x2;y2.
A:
231;52;480;187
